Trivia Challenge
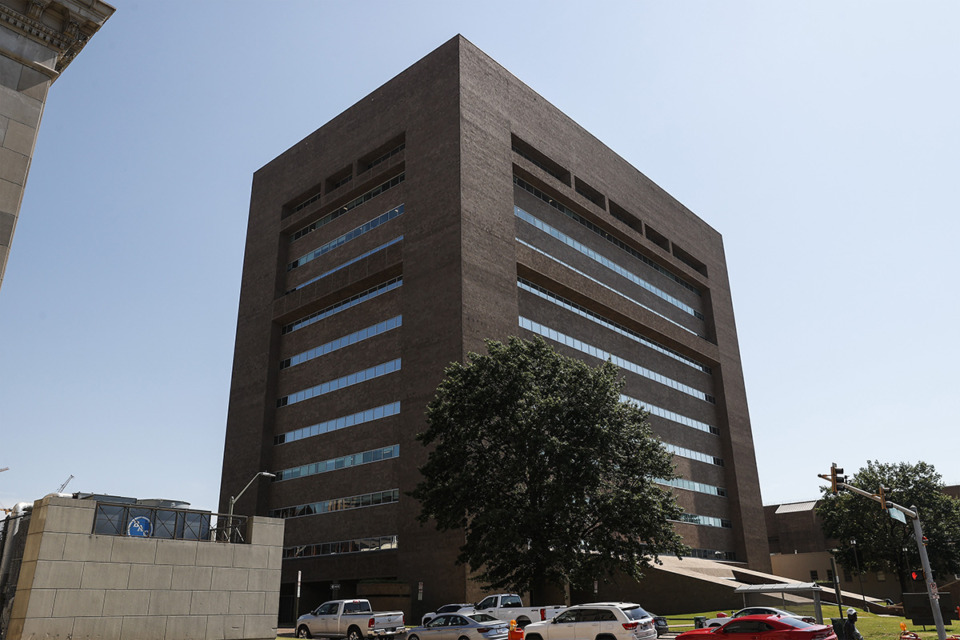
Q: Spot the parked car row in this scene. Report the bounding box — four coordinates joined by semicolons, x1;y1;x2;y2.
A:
297;597;665;640
294;598;834;640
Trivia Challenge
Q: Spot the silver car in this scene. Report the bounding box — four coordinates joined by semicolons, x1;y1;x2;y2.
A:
408;613;509;640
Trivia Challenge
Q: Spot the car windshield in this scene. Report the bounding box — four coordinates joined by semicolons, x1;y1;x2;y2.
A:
469;614;500;623
777;618;814;629
623;606;652;620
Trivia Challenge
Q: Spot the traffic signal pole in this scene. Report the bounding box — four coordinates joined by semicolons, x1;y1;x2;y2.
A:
818;465;947;640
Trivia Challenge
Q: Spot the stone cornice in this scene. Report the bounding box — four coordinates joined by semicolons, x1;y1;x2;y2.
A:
0;0;114;74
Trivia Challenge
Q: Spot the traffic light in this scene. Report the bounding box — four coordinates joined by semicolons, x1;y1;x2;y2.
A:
878;485;890;510
911;569;925;582
830;463;845;494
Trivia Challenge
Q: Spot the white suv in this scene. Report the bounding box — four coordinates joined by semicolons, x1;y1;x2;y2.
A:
524;603;657;640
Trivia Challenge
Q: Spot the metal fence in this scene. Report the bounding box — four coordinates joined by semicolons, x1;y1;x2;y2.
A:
92;502;247;543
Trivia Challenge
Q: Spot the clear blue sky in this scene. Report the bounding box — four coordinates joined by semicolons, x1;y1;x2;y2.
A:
1;1;957;514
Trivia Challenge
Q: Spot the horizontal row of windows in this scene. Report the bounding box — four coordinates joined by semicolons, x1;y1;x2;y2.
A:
274;401;400;445
519;317;715;404
518;239;701;338
687;548;736;561
621;395;719;436
283;535;398;560
517;206;703;320
518;277;709;372
292;173;405;241
659;477;727;497
277;359;400;408
365;142;405;171
286;236;403;295
675;513;733;529
282;277;402;335
664;443;723;467
281;316;402;370
271;488;399;519
512;141;568;183
514;176;701;296
275;445;399;482
289;204;404;271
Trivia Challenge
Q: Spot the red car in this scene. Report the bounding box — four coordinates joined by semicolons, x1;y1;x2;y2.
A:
678;615;837;640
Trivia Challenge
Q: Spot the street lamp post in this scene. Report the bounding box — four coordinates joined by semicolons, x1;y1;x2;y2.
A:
850;539;868;609
225;471;275;541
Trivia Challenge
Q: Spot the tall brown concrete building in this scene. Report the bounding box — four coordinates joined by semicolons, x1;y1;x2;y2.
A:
0;0;114;293
220;35;769;618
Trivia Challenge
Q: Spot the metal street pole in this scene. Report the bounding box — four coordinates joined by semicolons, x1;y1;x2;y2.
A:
226;471;276;542
830;555;844;618
910;506;946;640
819;467;947;640
851;539;867;609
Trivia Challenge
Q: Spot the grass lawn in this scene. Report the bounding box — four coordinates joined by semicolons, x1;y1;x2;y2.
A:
662;607;958;640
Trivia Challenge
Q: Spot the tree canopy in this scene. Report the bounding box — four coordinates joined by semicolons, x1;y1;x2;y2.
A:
816;460;960;593
411;336;686;600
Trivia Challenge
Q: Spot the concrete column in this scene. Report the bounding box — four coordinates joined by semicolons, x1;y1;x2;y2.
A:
0;0;114;292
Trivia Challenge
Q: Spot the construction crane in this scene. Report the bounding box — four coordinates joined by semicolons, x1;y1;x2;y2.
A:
56;475;74;493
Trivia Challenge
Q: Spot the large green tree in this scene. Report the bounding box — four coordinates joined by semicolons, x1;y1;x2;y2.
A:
411;336;686;601
816;460;960;594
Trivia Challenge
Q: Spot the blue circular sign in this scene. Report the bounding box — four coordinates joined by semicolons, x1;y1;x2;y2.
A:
127;515;152;537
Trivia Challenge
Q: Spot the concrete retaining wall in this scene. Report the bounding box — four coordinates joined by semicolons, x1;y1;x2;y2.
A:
5;496;283;640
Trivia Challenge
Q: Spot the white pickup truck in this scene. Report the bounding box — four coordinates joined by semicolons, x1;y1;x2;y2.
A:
472;594;566;628
295;599;406;640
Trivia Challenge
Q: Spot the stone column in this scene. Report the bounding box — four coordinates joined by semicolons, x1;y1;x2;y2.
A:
0;0;115;292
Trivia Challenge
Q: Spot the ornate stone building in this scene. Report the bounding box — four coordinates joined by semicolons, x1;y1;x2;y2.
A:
0;0;114;292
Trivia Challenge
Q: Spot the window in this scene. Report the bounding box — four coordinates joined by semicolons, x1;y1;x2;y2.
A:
276;358;401;407
501;596;522;608
283;534;398;559
514;176;700;296
275;401;400;445
274;445;400;482
810;570;819;581
281;316;402;370
291;173;404;241
555;611;578;624
288;204;403;270
282;277;402;334
515;208;704;319
477;597;497;610
517;277;710;371
519;316;715;403
271;488;400;519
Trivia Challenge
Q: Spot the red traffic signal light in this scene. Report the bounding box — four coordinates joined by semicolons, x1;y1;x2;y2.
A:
911;569;925;581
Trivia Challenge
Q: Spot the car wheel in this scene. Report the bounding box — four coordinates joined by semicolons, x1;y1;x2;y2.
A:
348;627;363;640
459;636;470;640
409;635;420;640
297;626;312;639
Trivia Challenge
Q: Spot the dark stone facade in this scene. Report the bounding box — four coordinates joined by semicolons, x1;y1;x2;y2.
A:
219;35;768;620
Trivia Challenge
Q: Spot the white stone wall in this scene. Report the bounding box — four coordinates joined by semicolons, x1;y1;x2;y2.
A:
6;496;283;640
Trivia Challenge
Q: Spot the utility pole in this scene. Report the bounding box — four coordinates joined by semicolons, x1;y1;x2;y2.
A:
818;465;947;640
